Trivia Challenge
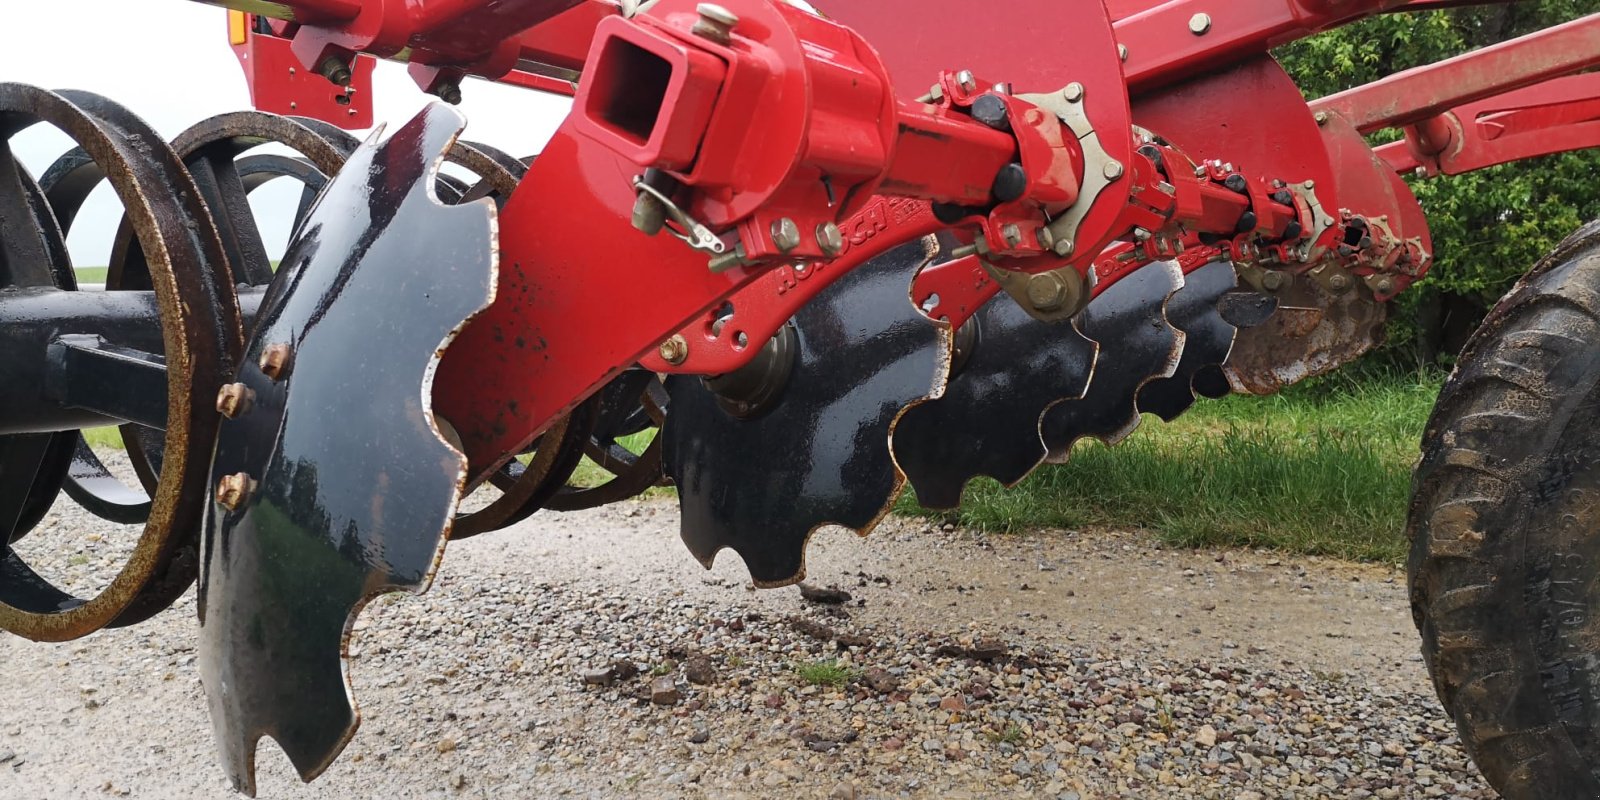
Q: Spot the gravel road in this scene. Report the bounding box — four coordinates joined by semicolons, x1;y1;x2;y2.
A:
1;487;1493;799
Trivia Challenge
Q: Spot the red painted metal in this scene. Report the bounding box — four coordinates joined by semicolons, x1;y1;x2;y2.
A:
1112;0;1403;93
229;16;375;129
1377;73;1600;176
640;198;942;375
1311;13;1600;134
433;122;776;480
204;0;1600;480
573;0;1022;265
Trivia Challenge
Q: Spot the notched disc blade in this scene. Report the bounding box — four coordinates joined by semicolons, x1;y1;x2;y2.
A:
892;281;1098;510
665;240;948;586
1042;261;1184;460
1135;259;1240;422
197;104;496;794
1224;280;1386;395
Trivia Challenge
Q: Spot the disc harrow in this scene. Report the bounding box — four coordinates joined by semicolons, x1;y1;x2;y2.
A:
6;1;1600;797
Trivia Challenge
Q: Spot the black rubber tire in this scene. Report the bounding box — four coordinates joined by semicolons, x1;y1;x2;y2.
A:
1409;218;1600;799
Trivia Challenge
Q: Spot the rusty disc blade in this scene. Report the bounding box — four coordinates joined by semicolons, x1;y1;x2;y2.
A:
1042;261;1185;460
1135;259;1240;422
664;238;947;586
1223;279;1387;395
891;280;1098;511
197;104;496;794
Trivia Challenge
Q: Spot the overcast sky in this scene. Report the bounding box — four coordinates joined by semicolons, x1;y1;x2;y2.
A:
2;0;573;265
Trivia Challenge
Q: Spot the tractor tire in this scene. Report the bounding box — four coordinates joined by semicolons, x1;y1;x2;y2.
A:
1409;218;1600;799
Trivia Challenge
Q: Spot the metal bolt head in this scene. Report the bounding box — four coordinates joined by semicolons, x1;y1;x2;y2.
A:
992;82;1012;96
1314;110;1329;126
216;382;255;419
433;82;463;105
692;3;739;43
1103;160;1125;180
956;70;977;94
1413;166;1428;179
1194;164;1208;178
1189;13;1212;35
659;335;689;365
1025;273;1070;311
1001;223;1024;249
1329;273;1352;292
1035;226;1056;250
1117;44;1129;61
317;57;353;87
1062;82;1085;103
216;472;257;511
1303;180;1316;190
816;222;844;257
258;344;291;382
770;218;801;253
1374;276;1396;294
1261;271;1288;291
1053;237;1075;257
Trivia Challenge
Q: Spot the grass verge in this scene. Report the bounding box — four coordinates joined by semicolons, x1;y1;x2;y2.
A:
897;369;1443;563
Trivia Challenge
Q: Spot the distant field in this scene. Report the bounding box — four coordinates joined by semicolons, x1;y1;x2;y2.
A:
75;267;108;283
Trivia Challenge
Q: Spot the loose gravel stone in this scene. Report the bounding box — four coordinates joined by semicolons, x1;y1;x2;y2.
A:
0;493;1491;798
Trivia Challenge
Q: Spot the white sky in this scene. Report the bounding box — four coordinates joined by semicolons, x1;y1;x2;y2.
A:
1;0;574;265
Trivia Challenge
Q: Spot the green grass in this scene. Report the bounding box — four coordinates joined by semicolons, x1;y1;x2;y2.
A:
81;427;125;449
897;369;1444;563
75;267;108;283
793;659;858;688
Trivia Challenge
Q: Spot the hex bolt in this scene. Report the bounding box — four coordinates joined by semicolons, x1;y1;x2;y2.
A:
1002;224;1025;249
972;94;1011;131
317;56;353;87
1261;271;1289;291
433;81;463;105
1303;180;1317;190
1194;164;1209;178
770;218;801;253
1053;237;1075;257
816;222;844;257
1189;13;1212;35
1035;226;1056;250
692;3;739;44
1413;166;1428;179
956;70;977;94
1117;44;1129;61
991;163;1029;203
1314;111;1329;126
1026;273;1070;312
658;335;690;365
216;382;255;419
1062;82;1085;103
216;473;257;511
1329;273;1352;292
1374;276;1396;294
992;82;1012;96
1103;160;1125;180
258;344;291;382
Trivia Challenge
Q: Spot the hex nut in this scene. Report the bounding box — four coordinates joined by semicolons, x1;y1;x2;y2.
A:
216;473;258;511
258;344;292;382
216;382;255;419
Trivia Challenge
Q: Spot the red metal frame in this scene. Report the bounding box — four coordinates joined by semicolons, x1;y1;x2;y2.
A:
196;0;1600;479
1376;73;1600;176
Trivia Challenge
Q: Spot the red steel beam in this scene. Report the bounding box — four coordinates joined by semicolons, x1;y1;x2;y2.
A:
1311;13;1600;133
1376;72;1600;175
1112;0;1407;93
